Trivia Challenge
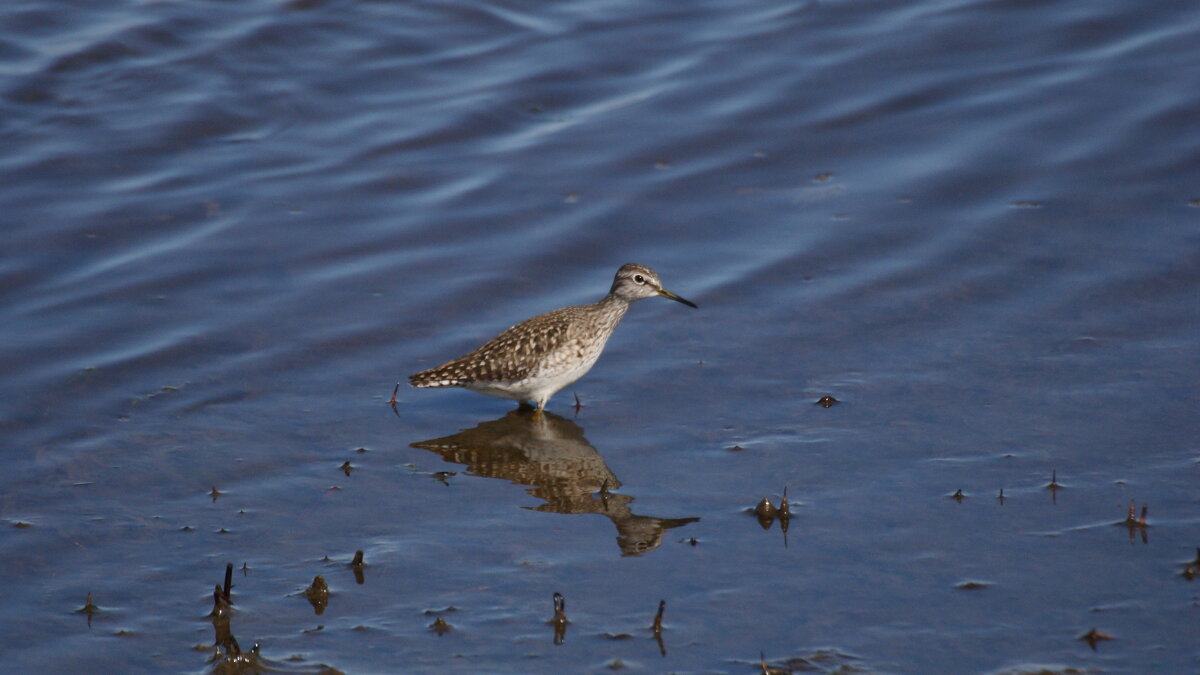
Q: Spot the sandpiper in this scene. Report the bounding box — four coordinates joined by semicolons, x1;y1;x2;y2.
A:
408;263;696;413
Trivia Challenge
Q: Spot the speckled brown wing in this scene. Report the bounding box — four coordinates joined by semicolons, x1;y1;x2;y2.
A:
409;307;577;388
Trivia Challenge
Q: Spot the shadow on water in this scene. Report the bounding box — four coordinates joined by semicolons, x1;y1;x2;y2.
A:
410;408;698;557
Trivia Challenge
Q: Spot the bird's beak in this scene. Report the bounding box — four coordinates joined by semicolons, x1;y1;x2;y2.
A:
657;287;698;308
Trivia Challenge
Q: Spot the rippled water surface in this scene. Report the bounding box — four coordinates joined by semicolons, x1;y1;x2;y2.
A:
3;0;1198;672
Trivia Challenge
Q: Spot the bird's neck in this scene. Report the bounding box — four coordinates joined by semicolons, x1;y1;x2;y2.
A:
595;293;632;323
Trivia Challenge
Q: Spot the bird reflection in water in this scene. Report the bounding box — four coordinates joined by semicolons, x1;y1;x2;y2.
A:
411;408;698;556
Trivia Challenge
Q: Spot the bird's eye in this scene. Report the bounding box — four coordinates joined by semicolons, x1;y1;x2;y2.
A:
633;274;645;284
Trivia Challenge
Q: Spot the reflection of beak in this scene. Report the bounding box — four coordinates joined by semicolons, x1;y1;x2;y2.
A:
657;287;698;309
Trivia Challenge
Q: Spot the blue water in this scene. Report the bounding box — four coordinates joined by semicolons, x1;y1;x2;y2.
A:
2;0;1198;672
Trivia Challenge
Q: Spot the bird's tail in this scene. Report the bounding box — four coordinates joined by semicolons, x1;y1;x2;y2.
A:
409;364;468;388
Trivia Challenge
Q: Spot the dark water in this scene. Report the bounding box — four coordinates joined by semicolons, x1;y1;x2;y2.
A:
3;0;1198;672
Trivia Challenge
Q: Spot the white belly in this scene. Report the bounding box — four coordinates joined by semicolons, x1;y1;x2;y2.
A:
465;349;603;406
